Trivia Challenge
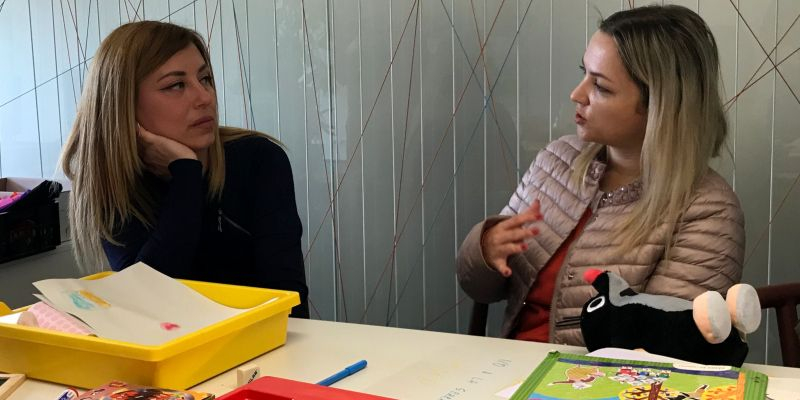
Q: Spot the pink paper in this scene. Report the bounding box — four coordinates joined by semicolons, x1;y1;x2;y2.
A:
26;301;94;335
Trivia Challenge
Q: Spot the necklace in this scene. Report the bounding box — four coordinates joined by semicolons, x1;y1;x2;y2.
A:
598;180;643;207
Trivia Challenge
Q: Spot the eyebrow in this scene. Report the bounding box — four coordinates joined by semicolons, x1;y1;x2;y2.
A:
581;58;612;83
157;64;210;82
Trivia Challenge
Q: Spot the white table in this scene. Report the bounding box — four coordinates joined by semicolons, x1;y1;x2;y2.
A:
10;318;800;399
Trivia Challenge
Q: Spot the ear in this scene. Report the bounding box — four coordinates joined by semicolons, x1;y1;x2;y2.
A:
726;284;761;334
692;291;731;344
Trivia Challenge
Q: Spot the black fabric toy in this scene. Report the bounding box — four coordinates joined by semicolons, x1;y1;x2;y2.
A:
579;269;761;367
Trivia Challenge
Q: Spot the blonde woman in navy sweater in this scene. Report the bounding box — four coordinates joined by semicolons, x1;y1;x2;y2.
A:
61;21;309;318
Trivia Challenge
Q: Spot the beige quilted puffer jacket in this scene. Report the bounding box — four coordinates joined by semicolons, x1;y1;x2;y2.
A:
456;135;745;345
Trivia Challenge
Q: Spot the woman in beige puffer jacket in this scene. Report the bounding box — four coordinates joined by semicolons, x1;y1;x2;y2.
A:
456;5;745;346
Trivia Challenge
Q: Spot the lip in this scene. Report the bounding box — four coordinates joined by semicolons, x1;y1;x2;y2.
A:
190;116;215;127
575;112;586;125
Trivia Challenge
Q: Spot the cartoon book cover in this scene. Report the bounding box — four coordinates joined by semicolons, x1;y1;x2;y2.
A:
75;380;214;400
510;352;768;400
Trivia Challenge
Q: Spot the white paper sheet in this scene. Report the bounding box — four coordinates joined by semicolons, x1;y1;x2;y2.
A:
0;311;21;325
586;347;682;363
33;262;260;345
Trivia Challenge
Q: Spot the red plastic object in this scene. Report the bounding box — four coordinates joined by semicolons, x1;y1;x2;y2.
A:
216;376;396;400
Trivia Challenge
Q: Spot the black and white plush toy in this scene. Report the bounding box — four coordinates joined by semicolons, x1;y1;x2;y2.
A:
579;269;761;367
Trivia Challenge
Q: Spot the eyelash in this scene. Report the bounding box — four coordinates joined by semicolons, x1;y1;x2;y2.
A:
163;76;214;91
578;64;609;94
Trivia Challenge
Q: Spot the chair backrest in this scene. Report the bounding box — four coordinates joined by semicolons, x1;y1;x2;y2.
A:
756;282;800;368
468;301;489;336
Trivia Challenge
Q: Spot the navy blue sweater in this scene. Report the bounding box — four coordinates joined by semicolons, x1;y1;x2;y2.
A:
103;135;309;318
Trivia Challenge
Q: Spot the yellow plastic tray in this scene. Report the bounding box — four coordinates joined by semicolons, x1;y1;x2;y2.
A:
0;272;299;389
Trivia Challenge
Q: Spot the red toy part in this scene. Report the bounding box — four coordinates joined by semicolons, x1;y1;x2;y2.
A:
216;376;396;400
583;268;604;284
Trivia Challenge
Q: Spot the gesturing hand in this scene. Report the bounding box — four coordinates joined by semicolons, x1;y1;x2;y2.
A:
481;199;542;277
137;123;197;177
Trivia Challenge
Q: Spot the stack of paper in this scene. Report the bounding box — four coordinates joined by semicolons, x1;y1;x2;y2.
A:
31;263;260;346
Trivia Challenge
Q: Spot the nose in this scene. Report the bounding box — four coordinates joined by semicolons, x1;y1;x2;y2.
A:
192;80;215;108
570;78;589;106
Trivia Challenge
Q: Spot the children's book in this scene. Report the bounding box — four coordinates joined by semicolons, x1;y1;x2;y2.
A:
510;351;768;400
75;380;214;400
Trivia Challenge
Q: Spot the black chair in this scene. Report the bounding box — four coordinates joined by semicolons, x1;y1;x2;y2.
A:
756;282;800;368
468;301;489;336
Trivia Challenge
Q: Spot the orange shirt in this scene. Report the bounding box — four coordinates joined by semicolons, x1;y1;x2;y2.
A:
513;208;592;342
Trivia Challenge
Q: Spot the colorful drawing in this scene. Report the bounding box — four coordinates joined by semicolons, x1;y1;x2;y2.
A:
610;366;670;386
701;384;738;399
619;383;707;400
160;322;181;331
510;352;767;400
68;290;112;310
619;382;678;399
69;292;95;310
78;290;111;308
547;365;605;389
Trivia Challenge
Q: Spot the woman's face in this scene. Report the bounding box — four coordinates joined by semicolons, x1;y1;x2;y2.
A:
570;31;647;151
136;44;217;154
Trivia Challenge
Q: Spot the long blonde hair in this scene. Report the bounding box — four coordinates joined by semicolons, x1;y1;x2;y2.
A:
61;21;260;272
572;5;727;253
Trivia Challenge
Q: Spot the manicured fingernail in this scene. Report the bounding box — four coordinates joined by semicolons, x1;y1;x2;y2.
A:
531;228;539;235
521;243;528;250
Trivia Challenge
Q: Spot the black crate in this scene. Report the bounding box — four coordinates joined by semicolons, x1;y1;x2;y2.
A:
0;201;60;263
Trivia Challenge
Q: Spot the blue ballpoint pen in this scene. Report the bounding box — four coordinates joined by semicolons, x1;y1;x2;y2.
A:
316;359;368;386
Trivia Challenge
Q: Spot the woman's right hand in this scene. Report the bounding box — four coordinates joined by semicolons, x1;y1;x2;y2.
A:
481;199;542;277
137;123;197;177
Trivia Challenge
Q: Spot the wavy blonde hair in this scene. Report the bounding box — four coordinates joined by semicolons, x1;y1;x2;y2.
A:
61;21;262;272
572;5;727;253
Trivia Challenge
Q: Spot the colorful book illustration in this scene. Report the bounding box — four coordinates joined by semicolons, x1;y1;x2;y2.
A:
75;380;214;400
510;352;768;400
